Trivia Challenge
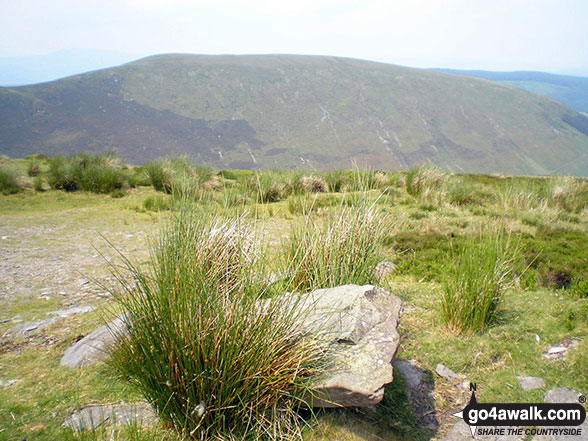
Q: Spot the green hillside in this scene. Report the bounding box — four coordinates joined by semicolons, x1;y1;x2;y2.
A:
2;54;588;174
434;68;588;114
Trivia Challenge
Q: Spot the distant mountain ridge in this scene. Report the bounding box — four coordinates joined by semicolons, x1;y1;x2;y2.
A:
433;68;588;114
1;54;588;175
0;49;144;86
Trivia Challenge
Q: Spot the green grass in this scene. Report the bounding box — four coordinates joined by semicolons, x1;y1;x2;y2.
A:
1;157;588;441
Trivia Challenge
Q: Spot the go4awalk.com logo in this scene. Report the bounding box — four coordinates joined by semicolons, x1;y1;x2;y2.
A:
452;384;586;438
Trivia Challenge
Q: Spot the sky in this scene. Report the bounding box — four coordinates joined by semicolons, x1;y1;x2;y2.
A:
1;0;587;75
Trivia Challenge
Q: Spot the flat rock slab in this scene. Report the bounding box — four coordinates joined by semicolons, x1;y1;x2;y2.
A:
436;363;461;381
393;359;439;429
48;305;95;318
441;421;526;440
60;314;129;368
516;376;545;391
532;388;588;441
286;284;402;408
543;337;582;360
64;403;157;430
4;317;61;337
3;305;95;337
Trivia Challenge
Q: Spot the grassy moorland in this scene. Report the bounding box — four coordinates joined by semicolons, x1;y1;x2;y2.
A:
0;154;587;441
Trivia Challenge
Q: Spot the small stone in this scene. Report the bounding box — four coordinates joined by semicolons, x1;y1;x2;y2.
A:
543;338;582;360
516;376;545;391
436;363;461;380
545;387;583;404
47;305;95;318
0;378;19;388
63;403;157;430
534;388;588;440
375;261;396;279
440;420;525;440
4;317;61;337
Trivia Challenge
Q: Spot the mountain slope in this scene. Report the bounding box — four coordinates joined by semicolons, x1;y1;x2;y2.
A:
2;54;588;175
433;68;588;114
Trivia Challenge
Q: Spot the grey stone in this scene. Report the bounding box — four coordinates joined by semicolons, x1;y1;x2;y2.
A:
63;403;157;430
545;387;583;404
543;338;582;360
516;376;545;391
47;305;95;318
532;388;588;441
60;314;130;368
0;378;19;388
375;261;396;279
393;359;439;429
441;420;525;440
3;306;95;338
4;317;61;337
436;363;461;381
280;284;401;408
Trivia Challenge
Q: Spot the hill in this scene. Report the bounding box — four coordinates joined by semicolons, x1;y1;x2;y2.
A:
2;54;588;174
434;68;588;114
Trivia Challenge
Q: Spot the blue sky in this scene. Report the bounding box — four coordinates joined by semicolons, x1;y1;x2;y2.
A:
1;0;587;74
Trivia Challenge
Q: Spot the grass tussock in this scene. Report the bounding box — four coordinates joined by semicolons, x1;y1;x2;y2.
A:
47;151;130;193
0;166;21;194
285;196;384;293
441;228;521;334
405;164;447;198
144;156;195;194
109;207;327;440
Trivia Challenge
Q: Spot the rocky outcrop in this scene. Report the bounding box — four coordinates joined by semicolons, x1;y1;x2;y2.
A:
60;314;130;368
286;284;402;408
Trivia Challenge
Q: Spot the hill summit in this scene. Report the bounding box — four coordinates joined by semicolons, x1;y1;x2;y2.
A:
1;54;588;174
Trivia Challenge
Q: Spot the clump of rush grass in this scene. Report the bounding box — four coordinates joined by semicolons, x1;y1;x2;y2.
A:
300;176;328;193
144;156;195;194
27;159;41;177
47;151;130;194
285;194;384;293
543;176;588;213
324;171;348;193
143;194;172;211
441;228;521;335
0;166;21;194
405;164;447;198
109;204;327;440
